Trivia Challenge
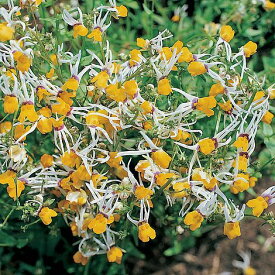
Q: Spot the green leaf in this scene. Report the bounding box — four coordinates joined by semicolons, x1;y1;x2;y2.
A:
0;231;16;247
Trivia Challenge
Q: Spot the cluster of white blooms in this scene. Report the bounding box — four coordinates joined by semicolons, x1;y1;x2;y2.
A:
0;0;274;265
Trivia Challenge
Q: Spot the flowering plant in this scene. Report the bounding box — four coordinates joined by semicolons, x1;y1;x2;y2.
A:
0;0;274;269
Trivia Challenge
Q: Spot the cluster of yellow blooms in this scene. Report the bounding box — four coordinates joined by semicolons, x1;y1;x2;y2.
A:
0;0;274;266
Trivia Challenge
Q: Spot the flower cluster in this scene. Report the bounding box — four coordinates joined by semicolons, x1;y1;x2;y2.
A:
0;0;274;265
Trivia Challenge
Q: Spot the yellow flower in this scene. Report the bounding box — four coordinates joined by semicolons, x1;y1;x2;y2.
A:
91;71;109;88
87;28;103;42
249;176;257;188
140;101;153;114
172;181;190;198
51;98;71;116
171;15;180;22
198;138;216;155
264;0;275;10
88;213;111;234
184;210;204;231
157;78;172;95
14;124;31;141
138;222;156;242
137;37;148;48
129;49;142;67
86;110;108;127
124;80;139;99
37;117;53;134
246;196;268;217
106;83;126;102
244;267;257;275
135;186;153;200
151;150;172;169
220;25;235;42
46;68;55;78
107;152;122;168
219;101;233;113
187;61;207;76
194;96;217;117
107;247;123;264
3;95;19;114
7;180;25;200
73;251;89;265
243;41;257;57
224;221;241;239
171;130;192;145
61;151;81;168
116;5;128;17
62;77;79;91
13;51;32;72
0;23;14;42
18;103;38;122
155;173;176;187
261;111;274;124
39;207;58;225
50;54;58;65
40;154;54;168
36;87;50;102
233;135;249;152
231;173;249;194
253;91;265;104
0;121;12;134
0;170;16;185
209;83;225;97
73;24;88;38
232;153;248;172
178;47;194;63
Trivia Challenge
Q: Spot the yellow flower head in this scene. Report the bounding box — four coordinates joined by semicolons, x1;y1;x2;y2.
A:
39;207;58;225
178;47;194;63
88;213;111;234
224;221;241;239
194;96;217;117
219;100;233;113
155;173;176;187
0;23;14;42
172;181;190;198
73;24;88;38
151;150;172;169
62;76;79;91
40;154;54;168
0;121;12;134
3;95;19;114
87;27;103;42
232;153;249;172
107;152;122;168
18;103;38;123
246;196;268;217
184;210;204;231
137;37;148;49
243;41;257;57
124;80;139;99
158;78;172;95
209;83;225;97
106;83;126;102
231;173;249;194
135;186;153;200
220;25;235;42
198;138;217;155
261;111;274;124
14;124;31;141
233;135;249;152
61;151;81;168
7;180;25;200
73;251;89;265
264;0;275;10
140;101;153;114
13;51;32;72
188;61;207;76
129;49;142;67
138;222;156;242
116;5;128;17
107;247;123;264
91;71;109;88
